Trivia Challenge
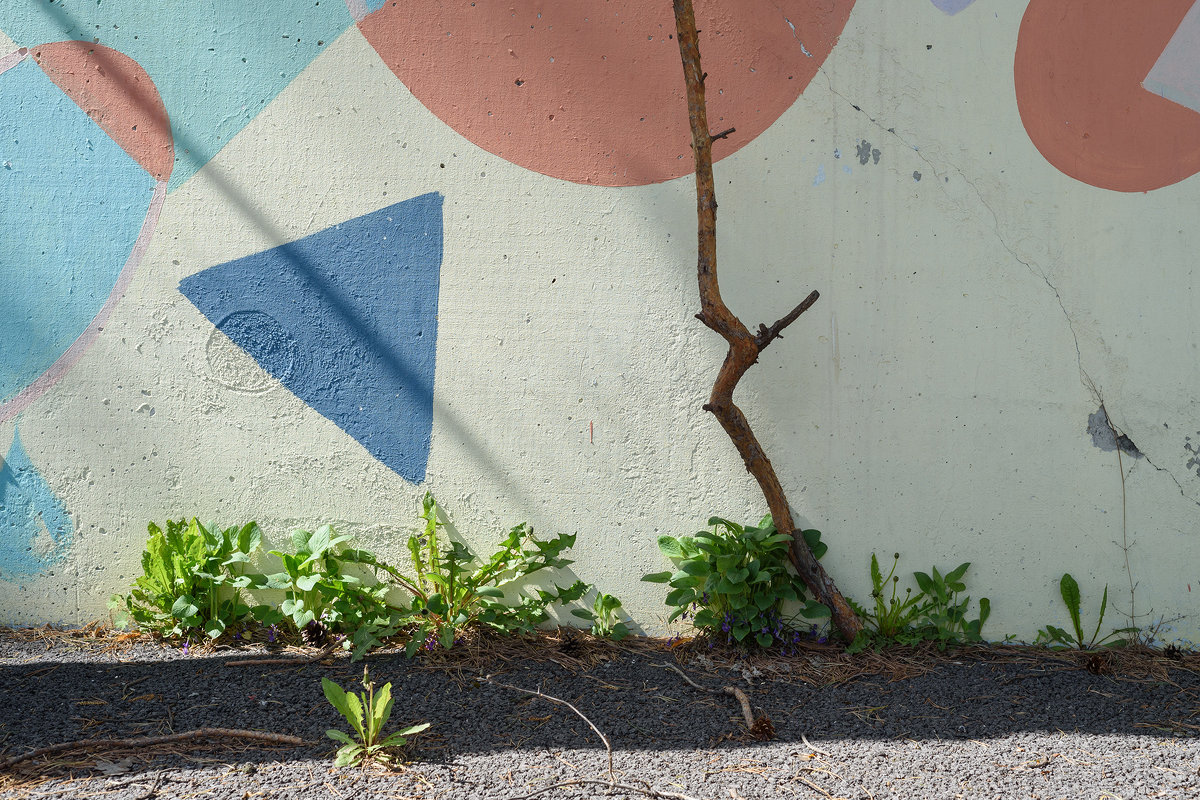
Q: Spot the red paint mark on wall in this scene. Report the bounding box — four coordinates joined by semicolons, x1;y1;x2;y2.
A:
359;0;855;186
33;41;173;181
1014;0;1200;192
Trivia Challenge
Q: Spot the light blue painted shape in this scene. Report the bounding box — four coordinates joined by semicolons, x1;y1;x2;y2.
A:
0;430;74;579
4;0;353;191
931;0;977;15
179;193;444;483
365;0;389;13
0;58;155;406
813;164;826;186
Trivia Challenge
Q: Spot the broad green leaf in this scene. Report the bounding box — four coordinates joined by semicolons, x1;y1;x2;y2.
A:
571;608;596;620
296;575;321;592
396;722;431;737
334;744;364;768
203;618;225;639
1090;584;1109;646
322;679;363;739
171;595;200;620
913;571;933;595
802;600;832;619
801;529;827;560
598;594;622;614
944;562;970;585
342;690;365;739
755;632;774;648
715;578;740;595
377;732;410;749
657;537;684;559
439;625;456;650
326;729;355;745
870;554;884;591
372;682;394;735
475;587;505;598
1058;573;1083;643
732;624;751;642
715;554;740;572
664;587;695;607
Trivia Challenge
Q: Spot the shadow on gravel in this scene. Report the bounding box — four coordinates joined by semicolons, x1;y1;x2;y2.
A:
3;636;1198;781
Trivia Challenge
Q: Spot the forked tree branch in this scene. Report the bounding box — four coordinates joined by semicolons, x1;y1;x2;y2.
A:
672;0;860;641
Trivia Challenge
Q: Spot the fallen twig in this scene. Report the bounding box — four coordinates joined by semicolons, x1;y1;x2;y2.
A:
480;675;614;781
223;657;322;667
801;733;831;756
1;728;306;770
655;662;774;740
480;675;707;800
504;777;703;800
223;643;338;667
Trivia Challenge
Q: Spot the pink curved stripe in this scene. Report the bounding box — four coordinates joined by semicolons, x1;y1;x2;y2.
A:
0;48;28;76
0;180;167;423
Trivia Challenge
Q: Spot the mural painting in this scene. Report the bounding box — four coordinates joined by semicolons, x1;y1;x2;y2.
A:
0;1;1197;644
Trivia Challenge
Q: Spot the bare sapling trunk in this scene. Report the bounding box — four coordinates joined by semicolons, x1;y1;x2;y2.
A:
671;0;861;642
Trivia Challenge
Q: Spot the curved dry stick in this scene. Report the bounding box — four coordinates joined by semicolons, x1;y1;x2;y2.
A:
1;728;306;770
656;663;773;740
481;675;614;783
483;675;708;800
671;0;860;642
505;777;703;800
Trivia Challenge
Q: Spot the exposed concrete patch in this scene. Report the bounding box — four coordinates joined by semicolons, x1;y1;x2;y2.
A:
856;138;881;165
1088;406;1143;459
1184;435;1200;478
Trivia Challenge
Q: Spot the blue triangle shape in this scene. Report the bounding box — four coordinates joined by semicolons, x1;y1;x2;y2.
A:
180;193;443;483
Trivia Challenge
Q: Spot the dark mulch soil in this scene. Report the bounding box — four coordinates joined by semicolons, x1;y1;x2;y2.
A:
1;627;1198;799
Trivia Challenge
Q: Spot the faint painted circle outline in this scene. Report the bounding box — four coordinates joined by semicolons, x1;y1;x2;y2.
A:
204;310;298;393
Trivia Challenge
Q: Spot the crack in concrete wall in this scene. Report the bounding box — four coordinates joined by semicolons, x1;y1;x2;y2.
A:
813;67;1200;511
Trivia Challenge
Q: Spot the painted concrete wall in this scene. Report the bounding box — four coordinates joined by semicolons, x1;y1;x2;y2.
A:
2;0;1199;644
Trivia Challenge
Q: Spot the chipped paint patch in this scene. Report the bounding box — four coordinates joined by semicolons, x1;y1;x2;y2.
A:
1088;407;1143;459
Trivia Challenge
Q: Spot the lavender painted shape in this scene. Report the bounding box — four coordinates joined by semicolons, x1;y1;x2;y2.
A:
931;0;977;15
1143;1;1200;115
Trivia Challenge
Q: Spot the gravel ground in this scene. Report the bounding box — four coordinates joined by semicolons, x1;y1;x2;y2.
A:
1;629;1198;800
